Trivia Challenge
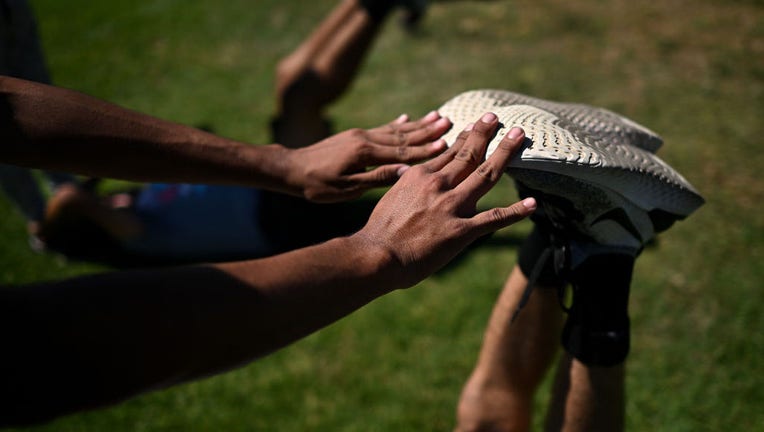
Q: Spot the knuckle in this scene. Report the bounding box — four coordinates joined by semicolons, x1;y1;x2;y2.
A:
476;162;501;182
356;141;373;159
455;148;480;164
395;144;410;160
396;131;409;146
448;219;468;237
426;173;448;191
487;207;510;224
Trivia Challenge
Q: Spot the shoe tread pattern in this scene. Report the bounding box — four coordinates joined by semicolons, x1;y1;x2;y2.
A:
438;90;704;219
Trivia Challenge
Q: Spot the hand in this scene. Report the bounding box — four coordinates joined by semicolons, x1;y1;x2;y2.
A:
354;112;537;289
285;111;451;202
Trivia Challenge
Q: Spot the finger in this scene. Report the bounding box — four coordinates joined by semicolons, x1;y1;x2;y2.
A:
346;164;409;190
438;112;499;186
360;139;448;165
421;122;474;172
468;197;537;238
368;111;438;136
393;110;441;132
393;113;409;125
455;127;526;200
367;114;451;147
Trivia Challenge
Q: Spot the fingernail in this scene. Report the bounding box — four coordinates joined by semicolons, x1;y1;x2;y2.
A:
431;139;446;150
396;113;409;123
435;117;450;128
424;110;439;121
507;127;524;140
464;122;474;131
481;112;497;123
522;197;537;210
397;165;410;176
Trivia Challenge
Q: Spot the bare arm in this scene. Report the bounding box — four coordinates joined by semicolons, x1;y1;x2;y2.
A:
0;113;535;426
0;76;449;201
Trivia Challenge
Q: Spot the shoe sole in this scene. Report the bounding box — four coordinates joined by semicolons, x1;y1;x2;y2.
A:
437;90;705;245
439;89;664;153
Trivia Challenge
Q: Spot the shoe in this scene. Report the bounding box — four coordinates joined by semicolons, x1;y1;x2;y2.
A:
437;89;704;258
439;89;664;153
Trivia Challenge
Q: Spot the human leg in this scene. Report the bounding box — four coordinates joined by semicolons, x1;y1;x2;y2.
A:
265;1;400;251
455;223;568;432
437;89;703;432
36;183;141;261
40;182;281;264
455;238;632;432
542;251;633;432
455;265;564;432
545;354;625;432
273;0;391;148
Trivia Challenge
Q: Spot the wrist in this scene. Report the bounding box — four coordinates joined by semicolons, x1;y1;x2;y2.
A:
339;233;401;294
243;143;301;196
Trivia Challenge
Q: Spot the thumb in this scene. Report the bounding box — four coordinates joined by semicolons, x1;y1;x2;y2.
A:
470;197;537;236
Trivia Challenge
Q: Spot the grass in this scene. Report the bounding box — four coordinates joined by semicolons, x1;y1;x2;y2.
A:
1;0;762;430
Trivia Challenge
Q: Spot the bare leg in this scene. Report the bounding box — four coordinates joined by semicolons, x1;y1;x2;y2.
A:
455;266;564;432
545;354;625;432
40;183;142;243
273;0;389;147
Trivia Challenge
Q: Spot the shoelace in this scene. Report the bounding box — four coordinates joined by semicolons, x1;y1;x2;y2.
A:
511;228;571;323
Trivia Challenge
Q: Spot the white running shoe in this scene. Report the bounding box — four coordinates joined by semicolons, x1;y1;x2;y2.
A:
437;89;704;258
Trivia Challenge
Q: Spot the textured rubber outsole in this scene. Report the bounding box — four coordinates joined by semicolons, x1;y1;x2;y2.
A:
437;89;705;247
439;89;664;152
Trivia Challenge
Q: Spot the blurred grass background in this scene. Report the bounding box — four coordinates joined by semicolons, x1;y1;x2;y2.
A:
1;0;762;430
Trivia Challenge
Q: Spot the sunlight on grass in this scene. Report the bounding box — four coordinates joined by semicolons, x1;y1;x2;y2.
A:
2;0;761;430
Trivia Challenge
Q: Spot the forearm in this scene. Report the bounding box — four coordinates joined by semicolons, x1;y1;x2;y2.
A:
215;235;396;353
0;76;290;187
0;235;394;425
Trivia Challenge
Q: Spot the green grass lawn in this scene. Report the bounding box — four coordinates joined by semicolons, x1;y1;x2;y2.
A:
2;0;763;430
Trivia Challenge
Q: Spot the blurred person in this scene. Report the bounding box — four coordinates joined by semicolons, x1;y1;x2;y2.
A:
36;0;435;264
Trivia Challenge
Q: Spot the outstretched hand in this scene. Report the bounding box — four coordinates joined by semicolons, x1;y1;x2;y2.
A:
285;111;451;202
354;112;537;289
